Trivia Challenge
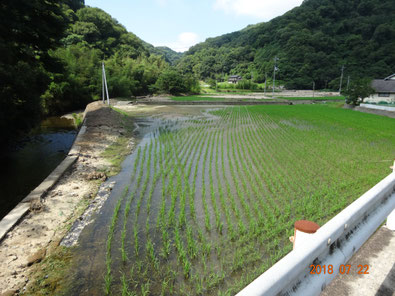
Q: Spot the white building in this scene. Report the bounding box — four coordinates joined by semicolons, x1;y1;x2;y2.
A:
367;74;395;103
228;75;242;84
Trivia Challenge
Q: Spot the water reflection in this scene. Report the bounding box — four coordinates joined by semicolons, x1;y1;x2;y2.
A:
0;116;77;219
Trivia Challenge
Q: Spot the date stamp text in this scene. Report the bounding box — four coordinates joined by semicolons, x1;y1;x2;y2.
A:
310;264;369;275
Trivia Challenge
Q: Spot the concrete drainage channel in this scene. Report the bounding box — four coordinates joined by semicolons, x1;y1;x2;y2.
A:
0;115;87;242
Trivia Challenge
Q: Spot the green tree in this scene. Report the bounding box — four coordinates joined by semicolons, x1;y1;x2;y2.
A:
65;0;85;11
178;0;395;90
155;69;199;95
0;0;67;146
155;69;187;95
42;44;101;114
343;78;375;106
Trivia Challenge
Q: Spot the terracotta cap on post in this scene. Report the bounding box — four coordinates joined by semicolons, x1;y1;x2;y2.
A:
295;220;320;234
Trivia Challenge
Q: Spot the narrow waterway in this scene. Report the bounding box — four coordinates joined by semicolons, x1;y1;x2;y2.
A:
0;117;77;219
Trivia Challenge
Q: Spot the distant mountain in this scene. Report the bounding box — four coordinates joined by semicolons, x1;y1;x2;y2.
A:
178;0;395;89
153;46;183;65
143;43;183;65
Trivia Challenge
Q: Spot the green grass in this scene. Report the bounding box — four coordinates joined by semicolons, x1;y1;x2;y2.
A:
101;136;131;176
72;113;83;128
82;104;395;295
171;95;226;101
276;95;345;100
101;106;136;176
24;247;74;295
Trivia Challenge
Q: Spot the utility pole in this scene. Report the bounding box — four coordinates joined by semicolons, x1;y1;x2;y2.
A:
102;66;105;104
272;56;279;96
102;62;110;106
346;76;350;91
339;65;344;93
264;72;267;94
313;81;315;98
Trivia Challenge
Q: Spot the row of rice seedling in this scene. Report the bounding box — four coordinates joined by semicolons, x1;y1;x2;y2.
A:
99;104;395;295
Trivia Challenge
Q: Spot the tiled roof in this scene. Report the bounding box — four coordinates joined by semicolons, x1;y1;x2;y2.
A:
371;79;395;93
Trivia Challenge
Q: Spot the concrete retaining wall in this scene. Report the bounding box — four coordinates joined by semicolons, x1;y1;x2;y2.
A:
0;113;88;242
351;104;395;119
360;104;395;112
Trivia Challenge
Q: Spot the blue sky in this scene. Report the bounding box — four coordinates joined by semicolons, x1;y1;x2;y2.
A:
85;0;303;52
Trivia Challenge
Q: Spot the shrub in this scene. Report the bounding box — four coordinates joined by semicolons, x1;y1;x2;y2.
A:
156;70;200;95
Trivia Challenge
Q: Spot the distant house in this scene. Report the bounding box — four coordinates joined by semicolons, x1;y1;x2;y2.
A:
368;74;395;103
228;75;242;84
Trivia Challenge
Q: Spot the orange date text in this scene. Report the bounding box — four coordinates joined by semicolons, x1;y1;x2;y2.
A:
309;264;369;275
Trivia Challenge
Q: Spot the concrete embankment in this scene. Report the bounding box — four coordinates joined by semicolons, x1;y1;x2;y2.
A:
0;121;86;242
135;99;342;105
357;104;395;118
344;103;395;118
0;102;131;294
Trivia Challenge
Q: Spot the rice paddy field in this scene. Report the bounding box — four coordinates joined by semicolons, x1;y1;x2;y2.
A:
71;104;395;296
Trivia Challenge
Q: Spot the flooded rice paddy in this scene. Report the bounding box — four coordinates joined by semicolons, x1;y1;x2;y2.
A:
68;104;395;295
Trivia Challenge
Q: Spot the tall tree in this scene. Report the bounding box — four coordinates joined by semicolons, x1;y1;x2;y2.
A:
0;0;67;146
65;0;85;11
343;78;375;105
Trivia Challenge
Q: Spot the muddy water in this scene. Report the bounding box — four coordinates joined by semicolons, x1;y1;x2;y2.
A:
65;106;224;295
66;117;170;295
0;117;77;219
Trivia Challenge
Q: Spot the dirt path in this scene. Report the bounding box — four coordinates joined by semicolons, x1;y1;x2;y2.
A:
0;102;134;295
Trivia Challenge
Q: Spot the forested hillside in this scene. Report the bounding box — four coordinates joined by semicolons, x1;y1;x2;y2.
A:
0;1;197;147
143;43;184;65
178;0;395;89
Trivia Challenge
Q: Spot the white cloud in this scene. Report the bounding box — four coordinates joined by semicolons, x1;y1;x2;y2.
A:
158;32;201;52
214;0;303;20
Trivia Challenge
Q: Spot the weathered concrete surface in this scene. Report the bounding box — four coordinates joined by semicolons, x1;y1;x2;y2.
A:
0;102;132;293
321;226;395;296
0;204;30;243
349;105;395;119
0;119;84;242
0;155;79;242
20;155;79;204
360;104;395;112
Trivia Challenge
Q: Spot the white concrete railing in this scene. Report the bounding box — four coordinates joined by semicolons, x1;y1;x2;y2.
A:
237;172;395;296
